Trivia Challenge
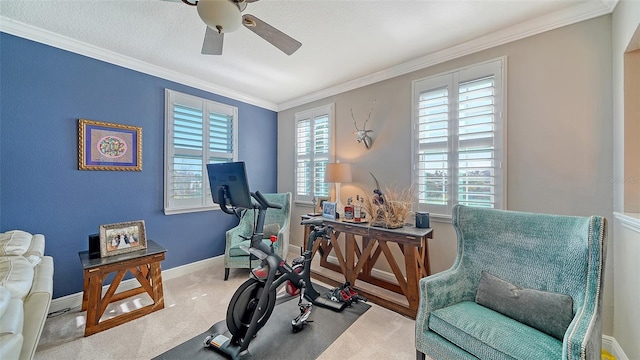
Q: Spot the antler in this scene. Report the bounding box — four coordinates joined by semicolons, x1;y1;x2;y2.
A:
351;100;377;131
351;108;360;131
363;100;376;130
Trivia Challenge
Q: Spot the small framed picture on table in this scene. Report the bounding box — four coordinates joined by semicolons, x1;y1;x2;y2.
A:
99;220;147;257
322;201;337;220
307;196;329;216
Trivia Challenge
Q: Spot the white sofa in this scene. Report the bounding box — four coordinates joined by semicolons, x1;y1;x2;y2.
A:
0;230;54;360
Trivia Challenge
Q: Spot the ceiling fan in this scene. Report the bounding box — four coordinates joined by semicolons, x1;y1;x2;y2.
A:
175;0;302;55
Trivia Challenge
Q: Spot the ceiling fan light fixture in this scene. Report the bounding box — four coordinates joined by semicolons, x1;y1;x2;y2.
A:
197;0;242;33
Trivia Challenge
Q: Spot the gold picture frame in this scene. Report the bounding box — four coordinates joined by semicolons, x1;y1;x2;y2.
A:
78;119;142;171
316;196;330;214
99;220;147;257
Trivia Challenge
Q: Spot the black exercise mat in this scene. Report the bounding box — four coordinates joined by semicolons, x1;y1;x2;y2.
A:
153;285;370;360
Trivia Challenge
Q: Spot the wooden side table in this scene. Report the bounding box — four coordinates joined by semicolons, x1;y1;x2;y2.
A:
78;239;166;336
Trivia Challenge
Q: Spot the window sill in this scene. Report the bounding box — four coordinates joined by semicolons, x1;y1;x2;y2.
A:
164;204;219;215
428;213;453;224
294;200;314;207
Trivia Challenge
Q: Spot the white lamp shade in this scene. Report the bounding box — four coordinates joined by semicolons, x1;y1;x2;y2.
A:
197;0;242;33
325;163;352;183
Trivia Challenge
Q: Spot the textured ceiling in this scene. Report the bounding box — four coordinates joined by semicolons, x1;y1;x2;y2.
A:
0;0;615;110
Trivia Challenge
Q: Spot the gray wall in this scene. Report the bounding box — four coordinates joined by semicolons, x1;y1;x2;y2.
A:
612;0;640;357
278;15;614;334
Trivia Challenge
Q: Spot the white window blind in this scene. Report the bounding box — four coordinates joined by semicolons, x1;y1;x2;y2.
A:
412;59;505;217
164;89;238;214
295;104;334;203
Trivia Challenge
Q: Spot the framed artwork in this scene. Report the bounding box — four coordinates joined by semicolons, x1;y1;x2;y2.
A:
78;119;142;171
322;201;337;220
316;196;329;214
99;220;147;257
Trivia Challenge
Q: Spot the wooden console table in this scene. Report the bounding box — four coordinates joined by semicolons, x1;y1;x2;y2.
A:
302;217;433;318
78;239;166;336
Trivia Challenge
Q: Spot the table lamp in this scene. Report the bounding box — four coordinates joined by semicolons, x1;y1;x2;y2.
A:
325;162;352;213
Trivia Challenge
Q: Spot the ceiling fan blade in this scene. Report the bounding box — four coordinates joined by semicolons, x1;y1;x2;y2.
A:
244;0;260;3
242;14;301;55
202;26;224;55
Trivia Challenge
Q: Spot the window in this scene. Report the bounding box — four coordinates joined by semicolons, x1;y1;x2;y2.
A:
412;59;505;217
164;89;238;214
294;104;334;203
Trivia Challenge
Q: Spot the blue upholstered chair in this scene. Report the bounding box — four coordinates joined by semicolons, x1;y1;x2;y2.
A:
415;205;607;360
223;192;291;280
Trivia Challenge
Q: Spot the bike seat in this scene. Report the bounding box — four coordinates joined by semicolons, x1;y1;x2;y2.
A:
301;218;324;226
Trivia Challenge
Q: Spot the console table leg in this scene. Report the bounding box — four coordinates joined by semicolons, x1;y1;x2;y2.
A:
404;245;421;313
84;271;103;336
81;271;89;311
150;261;164;308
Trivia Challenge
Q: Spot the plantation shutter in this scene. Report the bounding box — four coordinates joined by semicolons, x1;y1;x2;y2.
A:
413;59;504;216
313;115;330;197
295;104;333;203
172;103;205;205
417;85;451;214
204;109;235;203
296;119;312;197
208;112;234;163
164;89;238;214
457;76;497;208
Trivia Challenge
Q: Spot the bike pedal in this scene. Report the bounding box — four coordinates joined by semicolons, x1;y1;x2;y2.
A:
346;287;358;297
292;322;304;333
291;304;312;333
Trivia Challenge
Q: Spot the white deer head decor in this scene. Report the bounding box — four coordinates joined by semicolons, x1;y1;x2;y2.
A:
351;100;376;150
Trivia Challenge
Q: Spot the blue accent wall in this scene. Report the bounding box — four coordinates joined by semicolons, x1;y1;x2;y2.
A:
0;33;278;298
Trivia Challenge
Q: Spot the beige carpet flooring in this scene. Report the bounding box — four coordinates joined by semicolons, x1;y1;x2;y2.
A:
35;259;418;360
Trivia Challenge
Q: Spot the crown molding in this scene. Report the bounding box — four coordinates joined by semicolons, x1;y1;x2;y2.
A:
0;0;617;114
601;0;620;13
0;17;278;112
277;0;616;111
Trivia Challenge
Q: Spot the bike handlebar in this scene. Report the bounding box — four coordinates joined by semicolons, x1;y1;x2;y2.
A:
252;191;282;210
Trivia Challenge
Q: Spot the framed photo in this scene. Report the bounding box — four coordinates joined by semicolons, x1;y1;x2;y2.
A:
78;119;142;171
322;201;337;220
99;220;147;257
316;196;329;214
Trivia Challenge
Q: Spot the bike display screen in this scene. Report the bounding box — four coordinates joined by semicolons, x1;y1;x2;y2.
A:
206;161;253;209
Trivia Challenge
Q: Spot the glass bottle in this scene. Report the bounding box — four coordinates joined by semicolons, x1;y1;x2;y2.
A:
344;197;354;220
354;195;362;222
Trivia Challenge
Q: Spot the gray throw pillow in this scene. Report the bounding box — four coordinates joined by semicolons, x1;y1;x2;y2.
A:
263;223;281;239
475;270;573;340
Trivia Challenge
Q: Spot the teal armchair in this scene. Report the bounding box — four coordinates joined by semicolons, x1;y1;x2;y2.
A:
415;205;607;360
224;192;291;280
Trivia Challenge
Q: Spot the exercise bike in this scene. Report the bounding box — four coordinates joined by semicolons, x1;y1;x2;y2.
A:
203;162;347;360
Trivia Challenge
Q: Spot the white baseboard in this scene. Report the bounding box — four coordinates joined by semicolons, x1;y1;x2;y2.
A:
602;335;629;360
49;255;224;314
